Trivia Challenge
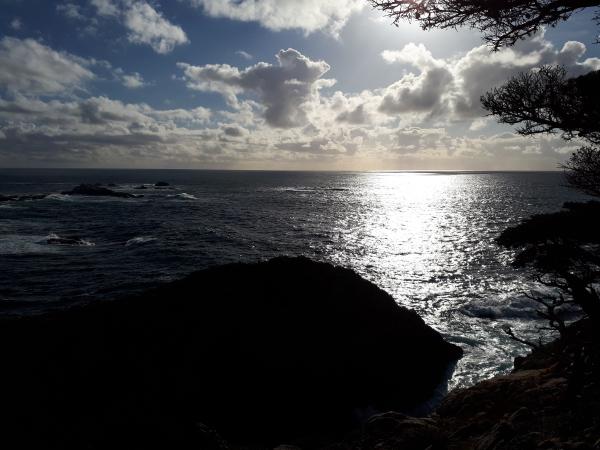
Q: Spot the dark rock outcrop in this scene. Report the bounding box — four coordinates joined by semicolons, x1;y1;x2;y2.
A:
155;181;170;187
0;193;47;202
0;257;461;450
332;318;600;450
436;319;600;449
61;183;141;198
46;235;93;246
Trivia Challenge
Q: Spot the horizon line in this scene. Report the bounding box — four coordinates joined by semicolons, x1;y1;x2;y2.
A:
0;167;565;174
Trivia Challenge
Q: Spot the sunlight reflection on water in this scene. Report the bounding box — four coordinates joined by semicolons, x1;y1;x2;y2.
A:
318;172;581;388
0;169;589;389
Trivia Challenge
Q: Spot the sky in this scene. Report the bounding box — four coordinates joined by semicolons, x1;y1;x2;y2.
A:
0;0;599;170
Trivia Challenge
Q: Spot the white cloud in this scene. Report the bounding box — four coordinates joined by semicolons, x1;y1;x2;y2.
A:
0;33;597;169
91;0;120;17
187;0;365;36
89;0;188;54
377;31;600;122
0;37;94;95
10;18;22;30
178;48;333;128
121;72;147;88
236;50;253;60
57;3;86;20
382;44;440;69
124;1;189;54
336;103;369;124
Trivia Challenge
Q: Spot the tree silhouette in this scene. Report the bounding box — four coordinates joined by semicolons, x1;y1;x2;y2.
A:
481;67;600;144
563;146;600;197
483;67;600;330
482;67;600;199
498;201;600;330
370;0;600;50
483;66;600;331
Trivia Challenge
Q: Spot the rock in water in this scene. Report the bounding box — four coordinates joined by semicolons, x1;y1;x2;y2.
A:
0;193;47;201
154;181;170;187
0;257;462;449
61;183;141;198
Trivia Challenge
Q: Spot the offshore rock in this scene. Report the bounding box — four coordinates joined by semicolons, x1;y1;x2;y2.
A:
0;257;461;449
61;183;141;198
46;234;94;246
0;193;47;201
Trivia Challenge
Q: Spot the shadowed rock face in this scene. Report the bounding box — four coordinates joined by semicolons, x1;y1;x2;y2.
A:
0;257;461;449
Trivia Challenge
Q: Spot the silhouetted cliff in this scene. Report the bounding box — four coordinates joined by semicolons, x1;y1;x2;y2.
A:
0;257;462;449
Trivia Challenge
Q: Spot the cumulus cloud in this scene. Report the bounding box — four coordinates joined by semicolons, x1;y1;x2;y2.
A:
221;124;248;137
0;37;94;95
89;0;188;54
120;72;147;88
336;103;369;124
378;31;600;122
378;44;455;117
124;1;189;53
379;67;453;115
1;32;597;169
187;0;365;36
178;48;333;128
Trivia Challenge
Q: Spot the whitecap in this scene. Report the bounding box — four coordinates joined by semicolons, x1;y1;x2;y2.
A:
44;233;95;247
125;236;157;246
460;296;540;320
284;188;314;193
171;193;198;200
44;193;73;201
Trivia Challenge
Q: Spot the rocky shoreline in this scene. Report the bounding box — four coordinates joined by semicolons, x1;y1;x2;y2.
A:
326;319;600;450
0;257;461;449
1;257;596;449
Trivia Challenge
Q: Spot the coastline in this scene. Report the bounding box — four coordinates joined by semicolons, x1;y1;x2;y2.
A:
0;257;462;449
0;253;600;450
333;318;599;450
2;256;596;449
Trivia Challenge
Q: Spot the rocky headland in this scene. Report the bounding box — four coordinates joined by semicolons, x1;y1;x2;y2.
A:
1;257;597;449
0;257;461;449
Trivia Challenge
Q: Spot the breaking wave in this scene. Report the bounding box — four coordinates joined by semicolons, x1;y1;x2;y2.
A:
125;236;157;246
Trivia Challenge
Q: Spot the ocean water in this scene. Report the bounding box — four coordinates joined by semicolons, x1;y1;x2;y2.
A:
0;169;588;389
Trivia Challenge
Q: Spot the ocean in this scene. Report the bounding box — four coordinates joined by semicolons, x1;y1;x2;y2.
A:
0;169;588;389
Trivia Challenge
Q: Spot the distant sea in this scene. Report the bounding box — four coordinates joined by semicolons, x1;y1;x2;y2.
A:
0;169;589;388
